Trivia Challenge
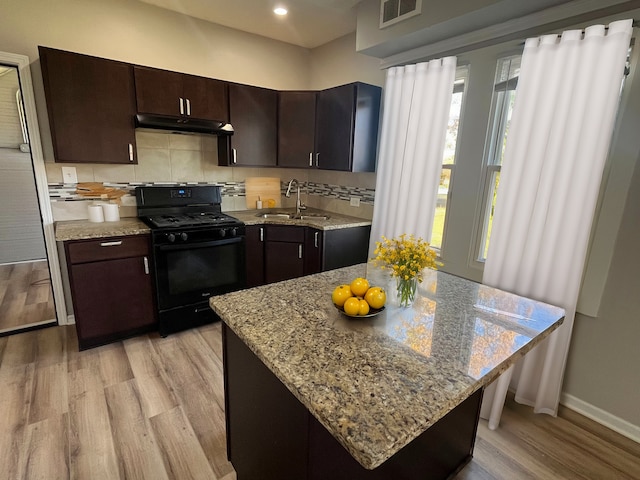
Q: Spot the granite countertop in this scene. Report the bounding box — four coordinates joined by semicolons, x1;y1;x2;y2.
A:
209;264;565;470
55;217;151;241
55;208;370;242
228;208;372;230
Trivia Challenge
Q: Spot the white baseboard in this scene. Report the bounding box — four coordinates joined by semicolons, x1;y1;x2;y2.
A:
560;392;640;444
65;314;75;326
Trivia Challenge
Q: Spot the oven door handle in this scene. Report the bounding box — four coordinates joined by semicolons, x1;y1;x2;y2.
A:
157;236;243;252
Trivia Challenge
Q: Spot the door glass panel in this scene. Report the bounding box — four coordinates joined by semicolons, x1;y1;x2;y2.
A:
0;64;56;333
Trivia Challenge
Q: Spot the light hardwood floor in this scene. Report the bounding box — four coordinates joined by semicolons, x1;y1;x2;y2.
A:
0;323;638;480
0;261;56;333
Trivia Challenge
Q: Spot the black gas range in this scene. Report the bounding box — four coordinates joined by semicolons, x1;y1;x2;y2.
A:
136;185;246;336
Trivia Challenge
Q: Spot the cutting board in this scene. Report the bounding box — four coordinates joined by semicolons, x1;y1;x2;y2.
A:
245;177;282;209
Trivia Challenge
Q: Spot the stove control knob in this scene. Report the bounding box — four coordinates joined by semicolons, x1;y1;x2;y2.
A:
180;232;188;242
219;228;227;238
167;233;176;243
230;227;238;237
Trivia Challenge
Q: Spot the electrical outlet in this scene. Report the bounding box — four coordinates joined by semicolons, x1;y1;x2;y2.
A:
62;166;78;184
350;196;361;207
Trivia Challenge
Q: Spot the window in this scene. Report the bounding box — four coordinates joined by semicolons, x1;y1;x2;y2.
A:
476;55;521;261
430;66;468;251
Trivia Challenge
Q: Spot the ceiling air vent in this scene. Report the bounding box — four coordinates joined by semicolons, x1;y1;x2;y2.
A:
380;0;421;28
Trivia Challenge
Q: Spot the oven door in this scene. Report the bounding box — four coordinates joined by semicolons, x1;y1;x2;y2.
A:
154;236;246;311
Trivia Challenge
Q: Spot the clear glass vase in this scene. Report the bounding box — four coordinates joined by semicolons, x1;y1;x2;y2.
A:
396;276;418;307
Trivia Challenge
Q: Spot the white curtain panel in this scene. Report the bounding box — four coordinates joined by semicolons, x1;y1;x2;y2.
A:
369;57;457;253
480;19;633;429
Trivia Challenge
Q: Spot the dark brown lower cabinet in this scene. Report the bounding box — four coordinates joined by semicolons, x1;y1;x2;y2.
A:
264;225;305;284
304;228;323;275
223;324;482;480
322;225;370;271
245;225;265;287
245;224;370;288
65;235;157;350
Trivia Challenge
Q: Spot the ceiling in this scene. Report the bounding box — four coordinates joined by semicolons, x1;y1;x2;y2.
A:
138;0;361;49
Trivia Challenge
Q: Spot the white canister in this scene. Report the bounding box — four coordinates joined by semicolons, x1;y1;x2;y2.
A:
102;203;120;222
87;204;105;223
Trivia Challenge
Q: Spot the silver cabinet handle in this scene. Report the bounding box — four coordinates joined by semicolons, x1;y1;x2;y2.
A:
314;231;319;248
128;144;134;162
309;152;313;167
143;256;150;275
298;244;303;259
232;148;237;164
179;97;185;115
186;98;191;116
259;227;264;242
100;241;122;247
315;153;319;167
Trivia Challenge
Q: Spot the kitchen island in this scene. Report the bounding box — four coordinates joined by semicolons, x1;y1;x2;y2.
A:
209;264;565;479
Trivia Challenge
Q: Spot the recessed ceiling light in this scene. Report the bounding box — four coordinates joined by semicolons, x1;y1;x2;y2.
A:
274;7;288;16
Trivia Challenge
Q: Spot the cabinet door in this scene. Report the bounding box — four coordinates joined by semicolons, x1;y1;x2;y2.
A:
40;47;137;164
265;241;304;284
245;225;265;287
69;255;156;349
323;226;371;271
315;84;354;171
278;91;316;168
183;75;228;121
304;228;323;275
315;83;381;172
134;66;184;116
221;83;277;166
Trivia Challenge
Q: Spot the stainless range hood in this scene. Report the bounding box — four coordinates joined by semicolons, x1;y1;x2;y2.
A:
135;114;234;135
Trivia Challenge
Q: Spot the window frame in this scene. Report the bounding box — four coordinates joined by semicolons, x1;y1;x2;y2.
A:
473;54;521;264
430;65;469;254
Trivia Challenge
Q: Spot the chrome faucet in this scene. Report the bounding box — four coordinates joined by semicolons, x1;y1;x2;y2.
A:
285;178;306;216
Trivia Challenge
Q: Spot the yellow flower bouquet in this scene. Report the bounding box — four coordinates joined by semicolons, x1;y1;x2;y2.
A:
373;234;441;307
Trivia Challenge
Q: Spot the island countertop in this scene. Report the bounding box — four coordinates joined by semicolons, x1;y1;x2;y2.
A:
211;264;565;470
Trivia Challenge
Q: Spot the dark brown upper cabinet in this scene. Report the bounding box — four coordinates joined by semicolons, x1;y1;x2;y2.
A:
278;91;317;168
315;82;381;172
39;46;138;164
219;83;277;167
133;66;228;121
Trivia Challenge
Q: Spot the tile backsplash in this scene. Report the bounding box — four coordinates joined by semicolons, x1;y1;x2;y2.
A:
46;131;377;222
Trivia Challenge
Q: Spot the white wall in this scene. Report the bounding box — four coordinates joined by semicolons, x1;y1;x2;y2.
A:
564;156;640;434
355;0;575;58
309;33;385;90
0;0;383;222
1;0;311;88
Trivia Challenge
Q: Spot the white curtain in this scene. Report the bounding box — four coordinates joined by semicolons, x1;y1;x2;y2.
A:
369;57;457;252
480;19;633;429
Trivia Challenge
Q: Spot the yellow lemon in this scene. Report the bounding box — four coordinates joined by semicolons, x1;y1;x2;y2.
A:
364;287;386;309
358;299;370;316
331;284;352;307
343;297;360;316
350;277;370;297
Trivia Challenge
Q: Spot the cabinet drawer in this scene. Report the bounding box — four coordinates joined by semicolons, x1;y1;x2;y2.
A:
67;235;150;264
265;225;305;242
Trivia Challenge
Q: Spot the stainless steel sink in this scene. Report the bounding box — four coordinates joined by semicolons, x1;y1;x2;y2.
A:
255;212;293;219
254;211;331;220
295;213;330;220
